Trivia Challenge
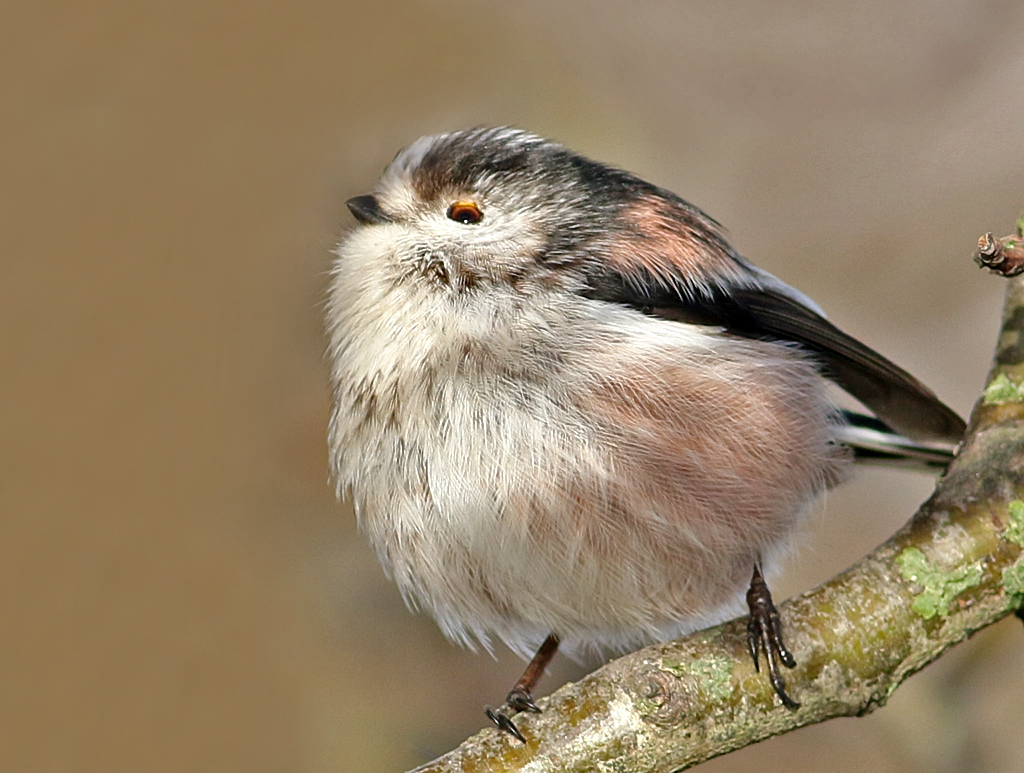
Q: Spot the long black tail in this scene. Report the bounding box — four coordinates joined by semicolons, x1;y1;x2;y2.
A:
838;410;958;471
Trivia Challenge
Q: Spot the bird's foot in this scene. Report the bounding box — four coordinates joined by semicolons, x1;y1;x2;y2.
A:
746;565;800;709
485;634;559;743
485;688;542;743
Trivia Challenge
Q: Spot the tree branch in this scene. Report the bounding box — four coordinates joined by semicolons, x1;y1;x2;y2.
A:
410;230;1024;773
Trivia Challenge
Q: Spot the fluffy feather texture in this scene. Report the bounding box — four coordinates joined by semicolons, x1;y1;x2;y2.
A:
326;127;962;659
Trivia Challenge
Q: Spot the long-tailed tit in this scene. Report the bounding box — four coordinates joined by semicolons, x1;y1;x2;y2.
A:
326;128;964;740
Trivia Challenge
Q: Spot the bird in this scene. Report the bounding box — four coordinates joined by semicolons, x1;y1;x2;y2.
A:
325;127;965;741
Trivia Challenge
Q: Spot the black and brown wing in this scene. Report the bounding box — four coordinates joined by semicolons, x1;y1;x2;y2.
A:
581;192;965;445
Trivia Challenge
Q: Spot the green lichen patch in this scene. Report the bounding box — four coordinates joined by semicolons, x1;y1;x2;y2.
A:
983;373;1024;405
1004;500;1024;547
1001;501;1024;607
661;656;734;701
1003;559;1024;602
632;695;662;717
895;547;984;619
1016;211;1024;238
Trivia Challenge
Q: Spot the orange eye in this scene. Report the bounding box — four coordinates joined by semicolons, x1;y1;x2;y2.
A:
447;201;483;224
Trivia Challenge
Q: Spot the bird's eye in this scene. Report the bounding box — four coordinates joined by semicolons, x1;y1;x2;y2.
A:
447;201;483;224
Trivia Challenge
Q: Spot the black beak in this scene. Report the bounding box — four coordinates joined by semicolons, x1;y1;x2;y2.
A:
346;194;392;225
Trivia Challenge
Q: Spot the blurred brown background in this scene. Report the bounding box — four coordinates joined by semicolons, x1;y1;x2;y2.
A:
3;1;1023;771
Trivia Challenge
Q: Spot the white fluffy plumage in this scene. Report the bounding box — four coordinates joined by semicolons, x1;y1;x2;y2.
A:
326;130;852;658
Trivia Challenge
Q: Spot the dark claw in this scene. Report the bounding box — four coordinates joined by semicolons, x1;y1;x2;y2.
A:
485;688;540;743
484;633;560;743
486;706;526;743
776;636;797;669
506;687;541;713
746;613;761;672
764;646;801;710
746;566;801;709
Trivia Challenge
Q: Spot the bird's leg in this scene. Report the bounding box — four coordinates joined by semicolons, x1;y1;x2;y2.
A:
745;563;800;709
486;633;560;743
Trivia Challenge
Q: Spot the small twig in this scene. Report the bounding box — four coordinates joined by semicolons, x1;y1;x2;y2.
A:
974;218;1024;277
